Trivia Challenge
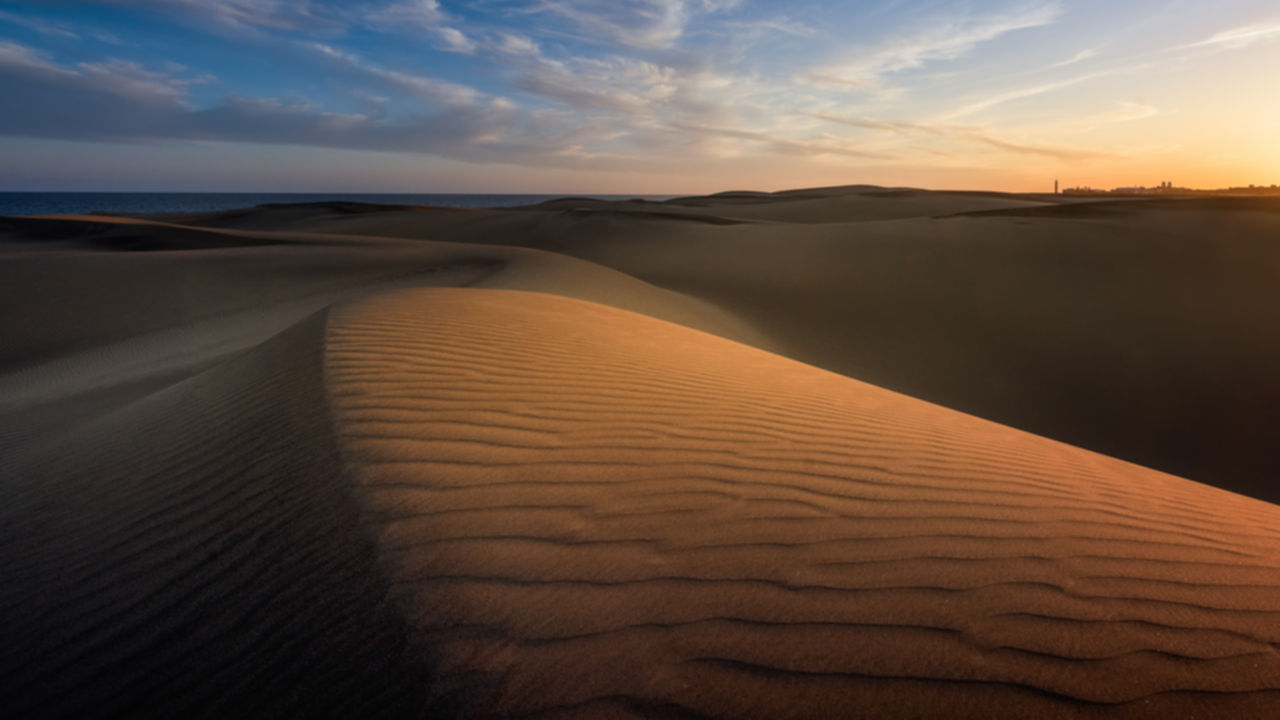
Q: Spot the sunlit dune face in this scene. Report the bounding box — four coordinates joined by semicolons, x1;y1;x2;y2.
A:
324;287;1280;717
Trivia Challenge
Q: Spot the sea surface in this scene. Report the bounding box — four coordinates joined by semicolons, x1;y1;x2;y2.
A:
0;192;676;217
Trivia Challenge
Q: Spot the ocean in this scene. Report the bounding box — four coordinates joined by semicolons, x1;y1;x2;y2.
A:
0;192;676;217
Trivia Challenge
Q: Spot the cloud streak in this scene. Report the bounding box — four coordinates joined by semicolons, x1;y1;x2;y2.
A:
812;113;943;136
961;130;1111;160
0;9;81;39
529;0;742;49
812;111;1111;162
1051;47;1096;68
84;0;328;31
1185;22;1280;50
941;70;1109;120
305;42;480;106
673;122;896;160
810;2;1060;87
366;0;477;53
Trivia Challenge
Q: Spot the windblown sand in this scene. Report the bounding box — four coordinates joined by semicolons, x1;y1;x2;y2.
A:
4;187;1280;718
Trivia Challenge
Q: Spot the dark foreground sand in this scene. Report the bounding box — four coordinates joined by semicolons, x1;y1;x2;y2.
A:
3;187;1280;718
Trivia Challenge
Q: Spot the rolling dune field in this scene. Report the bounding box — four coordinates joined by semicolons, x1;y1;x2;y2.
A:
4;186;1280;718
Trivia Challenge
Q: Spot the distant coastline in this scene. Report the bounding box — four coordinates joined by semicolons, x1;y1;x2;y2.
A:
0;192;677;217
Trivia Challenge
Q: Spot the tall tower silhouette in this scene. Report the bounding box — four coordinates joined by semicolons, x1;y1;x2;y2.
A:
1054;179;1059;194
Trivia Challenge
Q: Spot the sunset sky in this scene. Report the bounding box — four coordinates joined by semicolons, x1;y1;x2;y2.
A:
1;0;1278;193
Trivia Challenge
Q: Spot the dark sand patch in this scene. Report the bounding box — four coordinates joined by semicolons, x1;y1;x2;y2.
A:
0;313;438;717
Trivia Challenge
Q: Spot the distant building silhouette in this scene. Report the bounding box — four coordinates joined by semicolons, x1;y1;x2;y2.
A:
1061;181;1280;197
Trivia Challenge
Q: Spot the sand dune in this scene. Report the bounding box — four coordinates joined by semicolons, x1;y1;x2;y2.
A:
149;185;1056;246
135;189;1280;499
5;186;1280;717
327;287;1280;718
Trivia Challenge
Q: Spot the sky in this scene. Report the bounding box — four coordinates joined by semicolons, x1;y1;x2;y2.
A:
1;0;1278;193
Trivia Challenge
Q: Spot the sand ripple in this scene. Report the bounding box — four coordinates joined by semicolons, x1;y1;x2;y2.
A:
327;287;1280;718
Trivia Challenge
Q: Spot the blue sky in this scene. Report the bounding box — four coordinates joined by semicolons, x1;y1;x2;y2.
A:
1;0;1278;192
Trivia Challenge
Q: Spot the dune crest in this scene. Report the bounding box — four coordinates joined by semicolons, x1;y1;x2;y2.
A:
327;287;1280;719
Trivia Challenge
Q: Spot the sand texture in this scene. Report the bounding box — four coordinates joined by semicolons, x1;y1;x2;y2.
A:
4;186;1280;717
328;287;1280;718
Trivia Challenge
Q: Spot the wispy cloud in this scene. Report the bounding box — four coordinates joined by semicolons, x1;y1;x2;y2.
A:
1184;22;1280;50
942;69;1108;120
494;32;540;56
0;39;208;137
530;0;741;49
306;42;480;106
0;39;207;101
0;40;65;72
673;122;895;159
962;130;1111;160
721;15;816;39
366;0;477;54
812;111;1110;162
506;51;683;117
77;58;215;102
812;113;943;135
1072;101;1158;131
84;0;328;32
0;9;80;39
1051;47;1096;68
809;2;1060;87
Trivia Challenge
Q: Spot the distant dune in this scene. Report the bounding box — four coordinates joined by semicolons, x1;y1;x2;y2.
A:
4;186;1280;717
88;186;1280;499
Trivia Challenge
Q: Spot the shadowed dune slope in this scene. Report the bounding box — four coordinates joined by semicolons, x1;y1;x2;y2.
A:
0;312;438;718
518;190;1050;224
145;202;460;233
326;287;1280;720
0;215;282;251
654;187;1053;223
140;186;1052;241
